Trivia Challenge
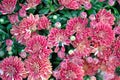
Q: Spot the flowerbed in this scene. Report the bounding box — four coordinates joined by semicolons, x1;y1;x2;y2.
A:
0;0;120;80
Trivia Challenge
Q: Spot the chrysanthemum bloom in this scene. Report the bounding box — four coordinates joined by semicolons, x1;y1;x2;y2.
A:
53;60;84;80
25;55;52;80
38;16;51;30
100;54;120;74
0;0;17;14
25;35;52;58
112;38;120;58
0;56;26;80
8;13;19;24
95;9;115;25
83;58;100;76
92;22;115;47
58;0;82;10
48;28;70;48
71;28;93;57
66;17;88;36
11;14;39;44
26;0;41;9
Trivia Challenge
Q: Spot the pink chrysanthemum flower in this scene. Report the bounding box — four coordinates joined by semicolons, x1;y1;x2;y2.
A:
25;55;52;80
83;58;100;76
25;35;52;58
11;14;39;44
92;22;115;47
26;0;41;9
71;28;93;57
0;56;26;80
112;38;120;58
58;0;82;10
53;60;84;80
48;28;70;48
66;17;88;36
8;13;19;24
0;0;17;14
38;16;51;30
95;9;115;25
100;54;120;74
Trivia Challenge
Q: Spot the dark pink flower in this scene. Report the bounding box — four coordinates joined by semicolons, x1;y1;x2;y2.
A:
53;60;84;80
71;28;93;57
58;0;82;10
112;38;120;58
8;13;19;24
26;0;41;9
92;22;115;47
48;28;70;48
11;14;39;44
66;17;88;36
19;4;27;17
6;39;13;46
95;9;115;25
25;35;52;58
0;0;17;14
0;56;26;80
83;58;100;76
38;16;51;30
25;55;52;80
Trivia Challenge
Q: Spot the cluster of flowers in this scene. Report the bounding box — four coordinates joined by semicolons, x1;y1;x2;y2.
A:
0;0;120;80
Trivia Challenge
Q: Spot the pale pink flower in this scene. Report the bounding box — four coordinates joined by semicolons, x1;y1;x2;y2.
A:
90;76;96;80
100;71;114;80
53;60;84;80
108;0;116;6
38;16;51;30
95;9;115;25
0;56;26;80
8;13;19;24
80;12;87;18
92;22;115;47
114;26;120;35
25;55;52;80
25;35;52;58
89;14;96;21
19;51;27;59
6;46;12;52
0;0;17;14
